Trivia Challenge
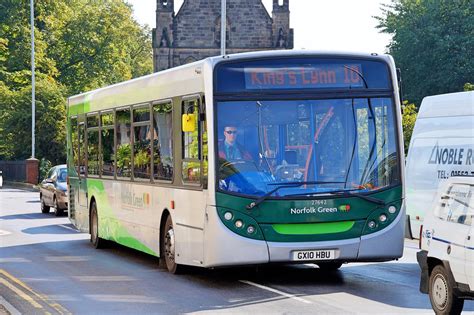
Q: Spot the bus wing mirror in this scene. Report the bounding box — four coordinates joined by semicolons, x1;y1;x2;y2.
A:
182;114;196;132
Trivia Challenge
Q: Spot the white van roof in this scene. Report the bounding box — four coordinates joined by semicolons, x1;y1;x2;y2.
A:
417;91;474;119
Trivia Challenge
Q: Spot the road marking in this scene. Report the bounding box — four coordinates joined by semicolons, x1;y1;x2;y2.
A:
0;269;70;314
239;280;312;304
0;229;11;236
0;296;21;315
0;278;43;309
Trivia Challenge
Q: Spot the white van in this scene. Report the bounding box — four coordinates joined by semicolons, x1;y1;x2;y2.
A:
417;176;474;314
406;91;474;238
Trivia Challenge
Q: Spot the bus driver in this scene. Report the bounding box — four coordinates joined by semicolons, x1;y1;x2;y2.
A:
218;126;252;161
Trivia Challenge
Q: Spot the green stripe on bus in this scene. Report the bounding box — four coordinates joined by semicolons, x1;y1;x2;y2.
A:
272;221;355;235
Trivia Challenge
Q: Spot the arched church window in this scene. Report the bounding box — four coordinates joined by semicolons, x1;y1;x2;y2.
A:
159;28;171;48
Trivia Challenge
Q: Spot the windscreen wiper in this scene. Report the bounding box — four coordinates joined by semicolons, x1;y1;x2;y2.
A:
246;181;345;210
287;188;385;206
344;65;378;185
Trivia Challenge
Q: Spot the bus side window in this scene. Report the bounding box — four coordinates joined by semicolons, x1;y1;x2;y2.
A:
116;108;132;179
182;98;201;184
153;102;174;181
201;97;208;189
133;105;152;181
86;114;100;177
101;111;115;178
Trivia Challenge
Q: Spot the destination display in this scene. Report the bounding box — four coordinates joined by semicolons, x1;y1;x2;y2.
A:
244;64;364;90
214;57;391;93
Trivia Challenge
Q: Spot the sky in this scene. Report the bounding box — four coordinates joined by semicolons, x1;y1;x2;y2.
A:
127;0;393;54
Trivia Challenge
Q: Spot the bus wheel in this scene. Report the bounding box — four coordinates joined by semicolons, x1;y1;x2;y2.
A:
163;216;182;274
317;262;343;271
429;265;464;315
90;202;105;249
40;195;50;214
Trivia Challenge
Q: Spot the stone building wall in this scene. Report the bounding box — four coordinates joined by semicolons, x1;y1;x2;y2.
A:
152;0;293;72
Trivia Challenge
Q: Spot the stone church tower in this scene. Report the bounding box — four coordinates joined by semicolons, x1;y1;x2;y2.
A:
152;0;293;72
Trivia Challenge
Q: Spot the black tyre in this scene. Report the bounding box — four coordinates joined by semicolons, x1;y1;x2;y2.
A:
40;195;50;214
53;196;64;217
162;216;182;274
90;202;105;249
317;262;343;271
429;265;464;315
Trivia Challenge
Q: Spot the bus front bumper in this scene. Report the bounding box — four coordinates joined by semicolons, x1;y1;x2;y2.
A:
203;205;404;267
268;207;404;263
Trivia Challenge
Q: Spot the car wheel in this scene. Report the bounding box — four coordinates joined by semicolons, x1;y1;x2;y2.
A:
317;262;343;271
90;202;105;249
53;196;63;217
162;216;183;274
40;195;50;214
429;265;464;315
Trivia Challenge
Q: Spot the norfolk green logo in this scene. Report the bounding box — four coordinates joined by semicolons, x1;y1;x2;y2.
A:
338;205;351;212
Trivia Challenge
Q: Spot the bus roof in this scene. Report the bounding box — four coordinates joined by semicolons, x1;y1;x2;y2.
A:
68;50;394;115
417;91;474;119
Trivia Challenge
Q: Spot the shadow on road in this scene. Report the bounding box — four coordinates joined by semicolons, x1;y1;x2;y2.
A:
0;213;59;220
22;224;80;235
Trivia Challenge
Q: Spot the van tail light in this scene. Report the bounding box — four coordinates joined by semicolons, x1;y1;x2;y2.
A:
419;225;423;249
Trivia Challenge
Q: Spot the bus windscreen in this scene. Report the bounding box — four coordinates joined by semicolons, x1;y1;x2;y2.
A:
215;57;391;93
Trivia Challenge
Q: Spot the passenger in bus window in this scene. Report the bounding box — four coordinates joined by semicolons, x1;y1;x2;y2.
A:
218;126;252;161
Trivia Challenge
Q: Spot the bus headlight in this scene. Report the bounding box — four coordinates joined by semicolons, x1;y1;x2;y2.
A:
388;206;396;214
368;220;377;229
217;207;264;240
379;214;388;223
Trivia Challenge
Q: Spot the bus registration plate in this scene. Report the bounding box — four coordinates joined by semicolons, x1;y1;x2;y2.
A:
292;249;335;261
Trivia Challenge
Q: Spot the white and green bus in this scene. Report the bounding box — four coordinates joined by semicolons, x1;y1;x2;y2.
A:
67;51;405;273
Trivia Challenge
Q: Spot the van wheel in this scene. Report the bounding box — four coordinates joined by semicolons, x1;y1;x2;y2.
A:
317;262;343;271
53;196;63;217
429;265;464;314
40;195;50;214
162;216;182;274
90;202;105;249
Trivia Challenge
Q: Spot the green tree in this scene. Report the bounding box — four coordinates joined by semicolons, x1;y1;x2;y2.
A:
464;83;474;91
0;79;66;164
401;100;418;155
0;0;153;163
37;0;153;95
376;0;474;105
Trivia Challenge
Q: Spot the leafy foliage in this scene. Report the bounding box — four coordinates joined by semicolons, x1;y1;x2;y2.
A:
401;100;418;155
39;157;52;180
376;0;474;106
0;0;153;163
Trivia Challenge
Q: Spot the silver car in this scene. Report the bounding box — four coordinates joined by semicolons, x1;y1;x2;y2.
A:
39;165;68;216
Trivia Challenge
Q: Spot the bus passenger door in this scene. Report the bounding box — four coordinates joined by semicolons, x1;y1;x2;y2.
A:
76;121;89;232
68;117;78;223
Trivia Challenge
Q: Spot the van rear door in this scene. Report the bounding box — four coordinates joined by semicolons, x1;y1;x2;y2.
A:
435;183;472;284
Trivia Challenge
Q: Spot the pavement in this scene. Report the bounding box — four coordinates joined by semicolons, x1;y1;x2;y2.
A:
1;181;39;192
